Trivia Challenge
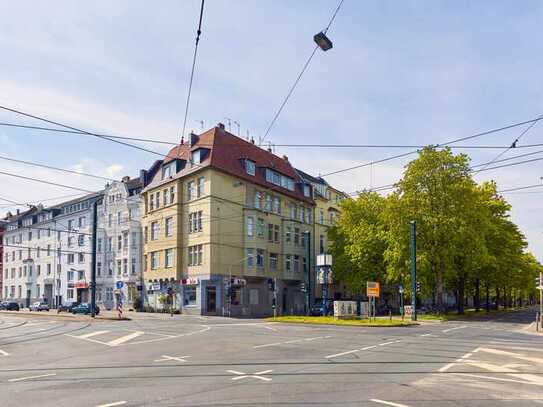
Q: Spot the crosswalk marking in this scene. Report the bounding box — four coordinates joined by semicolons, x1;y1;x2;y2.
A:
0;349;9;356
77;330;110;339
107;331;144;346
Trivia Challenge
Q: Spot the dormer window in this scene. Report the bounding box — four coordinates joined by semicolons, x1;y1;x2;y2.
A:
246;160;256;176
303;184;311;198
162;162;176;179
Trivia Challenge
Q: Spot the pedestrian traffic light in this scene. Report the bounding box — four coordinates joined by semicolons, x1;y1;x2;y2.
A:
267;278;275;291
300;282;306;292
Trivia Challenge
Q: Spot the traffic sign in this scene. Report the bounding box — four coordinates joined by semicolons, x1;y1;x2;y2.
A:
116;281;124;289
367;281;380;297
404;305;413;316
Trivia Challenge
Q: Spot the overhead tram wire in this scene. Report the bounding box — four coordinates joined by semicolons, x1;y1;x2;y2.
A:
260;0;345;145
179;0;205;145
498;184;543;193
473;113;543;174
0;170;95;193
320;116;543;177
0;154;115;182
4;120;543;150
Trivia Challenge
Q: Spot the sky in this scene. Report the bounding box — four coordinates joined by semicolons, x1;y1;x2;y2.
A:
1;0;543;258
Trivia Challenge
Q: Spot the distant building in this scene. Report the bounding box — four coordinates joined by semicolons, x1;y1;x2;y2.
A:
0;220;5;299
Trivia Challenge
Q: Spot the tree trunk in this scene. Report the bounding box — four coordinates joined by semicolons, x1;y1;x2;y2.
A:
457;277;465;315
474;278;480;312
495;287;500;310
436;265;444;314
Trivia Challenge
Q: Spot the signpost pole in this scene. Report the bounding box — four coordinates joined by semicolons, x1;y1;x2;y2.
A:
410;220;417;321
90;200;97;318
540;272;542;329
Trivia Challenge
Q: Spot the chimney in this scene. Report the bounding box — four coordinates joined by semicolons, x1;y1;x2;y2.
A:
189;132;199;146
267;147;272;153
122;176;130;183
140;169;147;186
218;122;225;130
282;155;289;162
250;137;255;144
16;209;20;215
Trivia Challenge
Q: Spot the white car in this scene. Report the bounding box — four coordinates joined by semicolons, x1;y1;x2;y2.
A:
29;301;50;312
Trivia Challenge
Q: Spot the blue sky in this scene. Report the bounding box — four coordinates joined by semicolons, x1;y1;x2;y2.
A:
1;0;543;258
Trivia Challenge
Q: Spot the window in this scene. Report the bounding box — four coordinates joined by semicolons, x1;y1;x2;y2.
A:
319;209;324;224
165;249;173;268
68;270;74;281
67;289;74;299
165;217;174;237
268;224;273;242
300;206;305;223
123;258;128;275
79;216;86;228
144;227;148;244
273;197;281;214
274;225;280;243
78;235;85;246
163;189;168;206
197;177;205;197
108;214;113;227
117;260;122;276
188;211;203;233
247;216;254;237
187;181;195;200
290;203;296;220
46;263;51;275
37;265;41;276
36;284;40;298
246;160;255;176
269;253;278;271
68;236;74;248
117;211;122;225
131;257;136;274
303;184;311;197
254;191;262;209
294;228;300;245
162;162;175;179
320;235;325;254
36;247;40;258
108;237;113;252
37;229;41;239
149;194;154;211
257;218;265;237
183;285;197;306
192;149;202;164
97;262;102;277
68;220;74;230
246;248;254;268
67;254;75;264
256;249;264;268
128;208;133;220
155;193;160;210
286;255;292;272
78;253;84;263
294;255;300;272
123;231;128;249
108;261;113;276
117;235;122;250
151;221;159;240
265;194;272;212
188;245;203;266
97;239;102;253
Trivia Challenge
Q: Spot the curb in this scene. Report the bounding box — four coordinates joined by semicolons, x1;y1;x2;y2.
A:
0;310;131;321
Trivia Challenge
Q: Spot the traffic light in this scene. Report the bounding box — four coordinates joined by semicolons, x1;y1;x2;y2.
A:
300;282;307;292
416;281;421;293
536;276;542;288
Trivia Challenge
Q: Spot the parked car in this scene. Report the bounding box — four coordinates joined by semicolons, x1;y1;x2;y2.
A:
71;303;100;315
310;300;332;316
29;301;50;312
58;301;80;313
1;301;20;311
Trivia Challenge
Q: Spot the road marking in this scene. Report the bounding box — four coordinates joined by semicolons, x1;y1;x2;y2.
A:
264;325;278;332
438;350;474;372
370;399;410;407
0;349;9;356
326;349;359;359
477;347;543;364
360;345;377;351
454;372;543;387
379;341;395;346
96;402;127;407
78;330;110;339
107;331;145;346
8;373;56;382
253;336;331;349
490;345;543;353
154;355;191;363
442;325;467;333
420;333;432;337
227;369;273;382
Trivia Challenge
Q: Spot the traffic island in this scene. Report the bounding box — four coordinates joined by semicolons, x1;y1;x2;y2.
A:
265;316;418;327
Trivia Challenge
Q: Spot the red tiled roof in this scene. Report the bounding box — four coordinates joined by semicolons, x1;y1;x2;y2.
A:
159;126;314;204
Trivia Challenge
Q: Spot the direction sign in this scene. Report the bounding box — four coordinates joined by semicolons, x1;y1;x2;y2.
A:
367;281;380;297
116;281;124;289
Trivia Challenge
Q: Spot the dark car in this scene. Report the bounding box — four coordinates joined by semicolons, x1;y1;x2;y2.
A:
58;301;80;313
71;303;100;315
310;301;332;316
2;301;20;311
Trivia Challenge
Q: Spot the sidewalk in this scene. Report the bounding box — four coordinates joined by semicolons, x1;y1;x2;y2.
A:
0;309;131;321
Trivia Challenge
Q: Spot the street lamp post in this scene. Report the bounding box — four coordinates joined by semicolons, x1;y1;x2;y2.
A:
303;231;311;315
226;255;250;318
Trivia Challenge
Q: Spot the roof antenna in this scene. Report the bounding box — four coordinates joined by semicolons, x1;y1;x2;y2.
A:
224;117;232;131
233;120;240;136
195;120;204;131
181;135;185;145
246;129;250;141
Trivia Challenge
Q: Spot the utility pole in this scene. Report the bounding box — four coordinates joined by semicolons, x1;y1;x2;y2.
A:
540;271;542;329
410;220;417;321
304;231;311;315
90;200;97;318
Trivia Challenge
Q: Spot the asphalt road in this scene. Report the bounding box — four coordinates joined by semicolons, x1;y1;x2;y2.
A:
0;309;542;406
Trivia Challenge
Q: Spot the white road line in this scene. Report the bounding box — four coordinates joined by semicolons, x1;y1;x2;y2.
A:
0;349;9;356
77;330;110;339
442;325;467;333
8;373;56;382
420;333;432;337
453;372;543;387
254;336;330;349
107;331;145;346
491;345;543;353
477;347;543;364
438;363;456;372
379;341;395;346
438;350;473;372
360;345;377;351
325;349;359;359
370;399;410;407
96;401;127;407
